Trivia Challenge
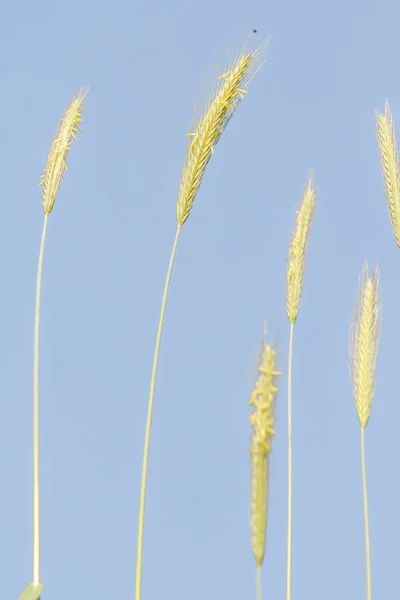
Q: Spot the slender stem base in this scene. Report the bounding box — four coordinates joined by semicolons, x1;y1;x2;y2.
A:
361;427;372;600
135;225;181;600
33;214;49;585
256;564;262;600
286;323;294;600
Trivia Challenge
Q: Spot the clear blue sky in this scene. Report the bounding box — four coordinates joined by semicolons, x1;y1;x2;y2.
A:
0;0;397;598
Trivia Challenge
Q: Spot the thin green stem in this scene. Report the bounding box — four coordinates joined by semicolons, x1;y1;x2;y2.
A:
256;564;262;600
33;213;48;585
135;224;182;600
361;427;372;600
286;322;294;600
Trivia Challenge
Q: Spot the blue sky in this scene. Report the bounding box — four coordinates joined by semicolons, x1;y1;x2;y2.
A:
0;0;398;598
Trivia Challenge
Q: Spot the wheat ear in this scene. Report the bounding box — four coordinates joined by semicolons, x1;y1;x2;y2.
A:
135;37;268;600
285;174;316;600
375;101;400;247
19;90;87;600
349;261;381;600
249;329;280;600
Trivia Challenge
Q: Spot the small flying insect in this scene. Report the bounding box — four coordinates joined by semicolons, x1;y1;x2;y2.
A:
253;29;257;33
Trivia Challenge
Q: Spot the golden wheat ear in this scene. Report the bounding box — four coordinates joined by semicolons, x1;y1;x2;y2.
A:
135;36;268;600
349;261;381;428
17;583;44;600
376;101;400;247
249;329;280;600
40;87;88;214
348;261;381;600
286;173;317;325
176;37;268;226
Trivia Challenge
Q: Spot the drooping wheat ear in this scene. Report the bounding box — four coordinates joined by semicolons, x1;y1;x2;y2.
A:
249;331;280;600
40;88;88;214
28;89;87;595
349;261;381;429
376;101;400;247
176;38;268;226
348;262;381;600
286;174;317;324
135;37;268;600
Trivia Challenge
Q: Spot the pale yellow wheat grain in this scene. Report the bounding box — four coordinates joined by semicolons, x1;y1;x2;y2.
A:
349;262;381;429
249;332;280;600
176;39;268;226
40;88;88;214
286;174;317;324
376;101;400;247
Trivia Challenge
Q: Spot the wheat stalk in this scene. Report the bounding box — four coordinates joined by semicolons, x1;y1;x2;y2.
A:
249;330;280;600
135;36;268;600
20;89;87;600
375;101;400;247
349;261;381;600
285;174;316;600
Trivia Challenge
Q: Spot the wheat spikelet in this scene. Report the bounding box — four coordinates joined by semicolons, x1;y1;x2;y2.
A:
40;88;88;214
376;101;400;247
349;261;381;429
249;333;280;567
176;39;268;226
286;175;316;324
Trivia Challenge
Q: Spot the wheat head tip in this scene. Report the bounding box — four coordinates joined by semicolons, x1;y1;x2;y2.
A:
286;173;317;324
349;261;381;429
40;87;88;215
176;38;268;227
249;331;280;567
375;100;400;247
